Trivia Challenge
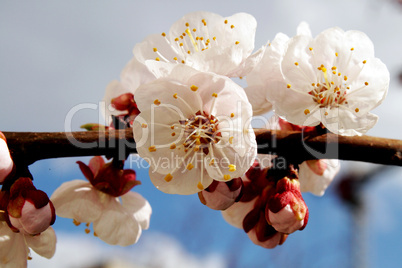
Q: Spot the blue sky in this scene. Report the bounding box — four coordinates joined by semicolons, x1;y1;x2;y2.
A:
1;0;402;267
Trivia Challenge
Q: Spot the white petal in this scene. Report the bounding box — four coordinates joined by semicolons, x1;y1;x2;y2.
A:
324;109;378;136
50;180;103;223
149;157;214;195
244;85;272;115
221;198;257;229
93;197;141;246
0;223;28;268
121;191;152;230
298;159;340;196
25;227;57;259
296;21;312;36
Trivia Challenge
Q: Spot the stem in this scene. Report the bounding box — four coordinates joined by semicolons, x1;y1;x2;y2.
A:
3;129;402;166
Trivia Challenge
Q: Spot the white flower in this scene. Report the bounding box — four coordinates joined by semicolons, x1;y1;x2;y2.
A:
133;11;260;77
133;65;256;195
0;222;56;267
50;180;152;246
263;25;389;135
245;22;311;115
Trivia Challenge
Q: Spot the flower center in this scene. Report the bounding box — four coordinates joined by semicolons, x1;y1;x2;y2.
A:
179;111;221;154
153;18;240;64
290;48;369;116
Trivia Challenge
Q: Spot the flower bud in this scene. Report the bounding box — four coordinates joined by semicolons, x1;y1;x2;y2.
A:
198;178;243;210
266;177;309;234
0;132;14;184
243;208;287;249
111;93;140;116
77;156;141;197
7;177;55;235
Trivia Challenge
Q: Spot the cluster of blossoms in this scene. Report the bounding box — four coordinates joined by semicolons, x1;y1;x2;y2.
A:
1;10;390;265
99;11;388;249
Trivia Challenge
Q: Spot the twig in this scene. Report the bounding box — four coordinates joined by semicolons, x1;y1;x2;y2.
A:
3;129;402;166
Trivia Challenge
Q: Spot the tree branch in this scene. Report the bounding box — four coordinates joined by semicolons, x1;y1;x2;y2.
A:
3;129;402;166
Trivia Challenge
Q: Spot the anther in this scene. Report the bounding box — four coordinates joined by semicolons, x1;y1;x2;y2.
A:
304;109;310;115
197;182;204;190
170;144;176;149
287;84;291;88
223;174;231;180
190;85;198;91
228;164;236;172
187;163;194;170
149;146;157;152
164;173;173;182
154;99;161;105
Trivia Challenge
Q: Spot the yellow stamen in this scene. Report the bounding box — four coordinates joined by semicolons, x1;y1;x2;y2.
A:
164;173;173;182
287;84;291;88
212;93;218;98
355;108;359;113
141;123;147;128
170;144;176;149
223;174;231;180
197;182;204;190
228;164;236;172
304;109;310;115
187;163;194;170
149;146;156;152
190;85;198;91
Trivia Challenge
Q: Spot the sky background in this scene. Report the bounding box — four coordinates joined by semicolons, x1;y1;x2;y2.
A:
1;0;402;267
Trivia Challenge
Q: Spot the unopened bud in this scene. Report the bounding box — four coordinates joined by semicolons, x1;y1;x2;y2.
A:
266;177;309;234
7;177;55;235
198;178;243;210
244;208;287;249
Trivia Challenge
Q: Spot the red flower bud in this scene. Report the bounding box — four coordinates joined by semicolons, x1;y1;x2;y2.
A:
266;177;309;234
198;178;243;210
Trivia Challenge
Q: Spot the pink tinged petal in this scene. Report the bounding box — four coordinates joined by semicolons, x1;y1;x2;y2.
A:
88;156;105;177
0;139;13;183
299;159;340;196
266;204;305;234
198;178;243;210
221;198;257;229
50;180;103;223
25;227;56;259
93;197;141;246
0;223;29;267
306;159;327;176
121;191;152;230
245;210;284;249
9;201;54;235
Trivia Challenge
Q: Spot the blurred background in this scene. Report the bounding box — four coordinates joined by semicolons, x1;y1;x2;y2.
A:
1;0;402;267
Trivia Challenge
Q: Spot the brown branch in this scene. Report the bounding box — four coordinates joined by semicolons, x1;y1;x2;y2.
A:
3;129;402;166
